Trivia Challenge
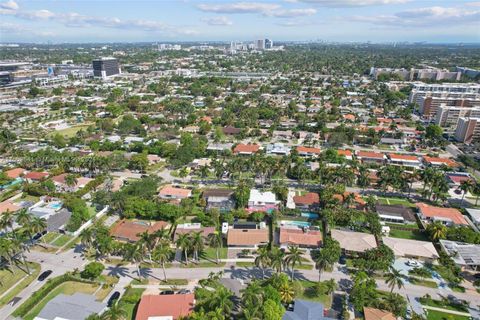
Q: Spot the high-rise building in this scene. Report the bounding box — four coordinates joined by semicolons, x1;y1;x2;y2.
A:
265;39;273;49
92;57;120;79
435;105;480;128
255;39;265;50
455;117;480;144
370;68;462;81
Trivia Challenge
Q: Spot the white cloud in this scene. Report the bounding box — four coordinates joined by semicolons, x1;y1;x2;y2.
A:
202;16;233;25
197;2;280;14
0;0;18;10
276;19;316;26
0;21;55;37
350;6;480;27
295;0;409;6
0;1;198;36
268;8;317;18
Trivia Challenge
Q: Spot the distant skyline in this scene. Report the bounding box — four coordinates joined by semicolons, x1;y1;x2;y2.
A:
0;0;479;43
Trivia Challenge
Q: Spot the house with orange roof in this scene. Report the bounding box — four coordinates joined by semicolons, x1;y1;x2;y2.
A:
0;200;21;215
356;151;386;164
333;192;366;210
296;146;321;157
423;156;458;168
416;203;468;226
110;219;170;242
337;149;353;160
159;185;192;200
135;294;195;320
293;192;319;210
363;307;396;320
51;174;94;192
279;228;322;249
24;171;49;182
233;144;260;155
4;168;25;179
388;153;422;168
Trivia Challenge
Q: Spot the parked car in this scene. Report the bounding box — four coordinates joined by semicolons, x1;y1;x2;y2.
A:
338;256;347;265
160;290;174;295
38;270;52;281
406;260;421;267
177;289;191;294
107;291;120;307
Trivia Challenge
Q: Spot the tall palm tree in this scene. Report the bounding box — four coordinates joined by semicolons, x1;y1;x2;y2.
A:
426;221;447;242
385;266;404;294
254;246;270;279
278;282;294;304
284;245;303;281
324;279;337;295
176;233;191;264
16;209;32;241
30;216;47;244
209;287;233;315
152;241;173;282
122;243;143;279
0;211;15;234
101;303;127;320
269;247;285;273
459;179;474;206
207;232;223;264
80;228;93;254
138;231;155;263
0;238;16;274
191;231;204;262
314;251;331;282
65;174;78;190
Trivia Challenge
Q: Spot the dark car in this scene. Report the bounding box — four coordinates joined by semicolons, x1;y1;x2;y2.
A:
107;291;120;307
338;256;347;265
160;290;174;295
177;289;191;294
474;273;480;279
38;270;52;281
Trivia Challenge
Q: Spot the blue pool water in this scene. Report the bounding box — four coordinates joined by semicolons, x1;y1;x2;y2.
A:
281;220;311;228
47;202;62;210
0;177;23;190
301;212;319;219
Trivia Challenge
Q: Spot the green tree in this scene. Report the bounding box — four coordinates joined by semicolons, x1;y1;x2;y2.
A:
152;241;173;282
385;266;404;293
80;262;105;280
284;245;303;281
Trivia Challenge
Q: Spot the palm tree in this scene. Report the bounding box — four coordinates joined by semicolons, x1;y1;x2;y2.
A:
269;247;285;273
80;228;93;254
65;174;78;190
138;231;155;263
473;182;480;206
122;243;143;279
30;216;47;244
385;266;404;294
241;280;264;306
176;233;191;264
284;245;303;281
0;238;16;274
426;221;447;242
15;209;32;241
152;241;173;282
209;287;233;315
324;279;337;295
314;251;331;282
0;211;15;234
207;232;223;264
459;179;474;206
101;303;127;320
278;282;294;303
191;231;204;262
254;246;270;279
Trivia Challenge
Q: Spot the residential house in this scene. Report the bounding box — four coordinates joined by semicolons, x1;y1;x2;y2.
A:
0;200;21;215
135;294;195;320
423;156;458;168
375;204;416;224
333;192;366;210
159;185;192;200
439;240;480;271
227;227;269;248
416;203;468;226
337;149;353;160
383;237;439;262
233;144;260;155
283;300;335;320
174;223;215;241
24;171;49;182
266;143;290;155
387;154;422;168
293;192;319;211
51;174;93;192
331;229;377;254
356;151;386;164
446;172;474;188
4;167;25;179
36;293;105;320
202;189;235;212
363;307;396;320
110;220;169;242
296;146;321;157
279;228;322;249
248;189;279;212
465;208;480;228
223;126;242;135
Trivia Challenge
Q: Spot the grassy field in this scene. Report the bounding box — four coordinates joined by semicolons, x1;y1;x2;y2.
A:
377;197;415;207
425;309;471;320
118;287;145;320
51;123;92;138
199;247;227;261
421;299;469;313
236;262;255;267
0;262;40;303
51;234;74;247
23;281;111;320
42;232;60;244
409;277;438;288
297;280;332;308
388;228;429;241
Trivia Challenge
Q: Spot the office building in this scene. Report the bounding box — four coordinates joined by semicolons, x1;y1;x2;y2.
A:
409;83;480;103
419;95;480;119
265;38;273;49
455;117;480;144
435;105;480;128
92;57;120;79
255;39;265;50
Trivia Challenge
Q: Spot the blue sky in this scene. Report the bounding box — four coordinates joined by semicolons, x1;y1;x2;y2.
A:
0;0;479;43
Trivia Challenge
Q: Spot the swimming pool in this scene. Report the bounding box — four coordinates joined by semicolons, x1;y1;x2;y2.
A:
280;220;311;228
46;202;63;210
0;177;23;190
301;212;319;219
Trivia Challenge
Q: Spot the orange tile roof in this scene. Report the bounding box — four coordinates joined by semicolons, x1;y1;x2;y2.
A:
111;220;170;242
227;228;268;246
388;153;419;161
159;185;192;198
296;146;321;154
293;192;320;206
337;149;352;157
135;294;195;320
4;168;25;179
233;144;260;154
279;228;322;247
416;203;467;225
333;192;366;206
364;307;396;320
357;151;385;159
24;171;49;180
0;200;21;214
423;156;458;167
343;114;356;120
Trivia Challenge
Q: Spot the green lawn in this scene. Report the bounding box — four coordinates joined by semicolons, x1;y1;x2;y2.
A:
236;262;255;267
377;197;415;207
425;310;471;320
388;228;429;241
0;262;40;304
118;287;145;320
51;123;92;138
297;280;332;308
409;277;438;288
199;247;227;261
42;232;60;244
51;234;73;247
421;299;469;313
23;281;111;320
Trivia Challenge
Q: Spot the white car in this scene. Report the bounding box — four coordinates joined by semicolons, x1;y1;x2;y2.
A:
406;260;421;267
